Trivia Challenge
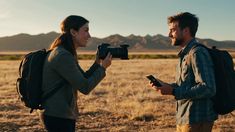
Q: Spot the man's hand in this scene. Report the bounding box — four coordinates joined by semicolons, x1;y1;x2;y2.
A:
150;80;174;95
156;84;174;95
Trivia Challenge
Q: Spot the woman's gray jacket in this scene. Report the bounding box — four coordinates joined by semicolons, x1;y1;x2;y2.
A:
41;46;106;120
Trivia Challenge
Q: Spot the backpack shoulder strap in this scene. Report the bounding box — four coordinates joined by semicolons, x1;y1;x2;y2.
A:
41;49;63;103
190;43;208;53
187;43;209;65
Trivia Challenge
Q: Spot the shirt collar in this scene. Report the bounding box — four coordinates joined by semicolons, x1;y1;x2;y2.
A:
178;38;197;57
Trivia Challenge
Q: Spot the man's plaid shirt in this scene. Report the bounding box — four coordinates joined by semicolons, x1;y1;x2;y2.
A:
171;39;218;125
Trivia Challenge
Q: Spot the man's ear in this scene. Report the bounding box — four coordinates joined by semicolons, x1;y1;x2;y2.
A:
183;27;190;35
70;29;77;36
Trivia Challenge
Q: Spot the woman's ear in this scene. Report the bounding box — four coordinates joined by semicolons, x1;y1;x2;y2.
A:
70;29;77;36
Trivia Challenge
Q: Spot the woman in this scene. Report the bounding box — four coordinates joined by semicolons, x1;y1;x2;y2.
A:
40;15;112;132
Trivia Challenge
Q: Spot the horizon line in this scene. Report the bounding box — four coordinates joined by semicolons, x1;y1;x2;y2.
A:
0;31;234;42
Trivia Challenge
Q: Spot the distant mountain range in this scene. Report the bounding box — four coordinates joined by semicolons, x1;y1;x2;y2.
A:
0;31;235;52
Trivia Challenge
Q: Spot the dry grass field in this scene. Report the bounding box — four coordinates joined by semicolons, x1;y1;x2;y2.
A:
0;59;235;132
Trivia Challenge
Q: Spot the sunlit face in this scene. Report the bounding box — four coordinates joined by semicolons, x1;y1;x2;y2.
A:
72;23;91;48
168;21;184;46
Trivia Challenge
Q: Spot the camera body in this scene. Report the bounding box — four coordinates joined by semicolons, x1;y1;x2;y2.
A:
98;43;129;59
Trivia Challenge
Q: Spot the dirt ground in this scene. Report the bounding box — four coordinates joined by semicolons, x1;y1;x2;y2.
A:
0;60;235;132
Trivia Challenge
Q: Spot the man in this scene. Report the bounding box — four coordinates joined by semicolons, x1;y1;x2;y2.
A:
152;12;218;132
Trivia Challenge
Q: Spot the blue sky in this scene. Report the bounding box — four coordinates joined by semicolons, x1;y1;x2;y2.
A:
0;0;234;41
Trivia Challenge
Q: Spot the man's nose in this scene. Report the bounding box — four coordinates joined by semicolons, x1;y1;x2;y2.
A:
168;32;172;38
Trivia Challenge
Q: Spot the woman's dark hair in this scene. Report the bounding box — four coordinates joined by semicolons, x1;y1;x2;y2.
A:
50;15;89;56
167;12;199;37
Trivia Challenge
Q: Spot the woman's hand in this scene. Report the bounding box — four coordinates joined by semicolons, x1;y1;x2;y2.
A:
101;52;112;69
95;50;101;64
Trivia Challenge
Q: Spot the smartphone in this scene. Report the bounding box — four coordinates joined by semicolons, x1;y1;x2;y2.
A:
146;75;162;87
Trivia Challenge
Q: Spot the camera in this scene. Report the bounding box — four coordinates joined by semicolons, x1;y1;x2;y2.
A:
98;43;129;59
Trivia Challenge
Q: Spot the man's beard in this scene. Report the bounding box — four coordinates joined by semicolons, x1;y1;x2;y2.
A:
172;38;184;46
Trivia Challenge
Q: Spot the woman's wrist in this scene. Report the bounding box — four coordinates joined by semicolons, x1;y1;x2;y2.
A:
100;64;106;71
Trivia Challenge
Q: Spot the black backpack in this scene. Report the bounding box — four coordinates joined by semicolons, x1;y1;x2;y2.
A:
191;44;235;115
16;49;62;113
